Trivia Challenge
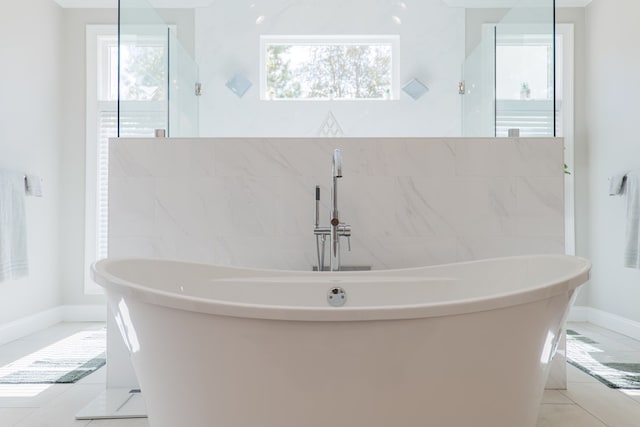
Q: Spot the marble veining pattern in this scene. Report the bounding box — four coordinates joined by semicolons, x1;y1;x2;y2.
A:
109;137;564;270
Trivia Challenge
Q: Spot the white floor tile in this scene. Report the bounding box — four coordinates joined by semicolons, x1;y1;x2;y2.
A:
0;384;74;408
541;390;574;404
561;382;640;427
88;419;150;426
0;407;35;426
619;389;640;403
77;366;106;385
14;384;103;427
536;403;607;427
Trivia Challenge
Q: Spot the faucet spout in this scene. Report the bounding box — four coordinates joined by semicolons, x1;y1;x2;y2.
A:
331;149;342;219
330;149;343;271
333;148;343;178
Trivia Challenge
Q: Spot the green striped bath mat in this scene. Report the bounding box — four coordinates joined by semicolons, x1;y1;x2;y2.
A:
0;328;106;384
567;329;640;389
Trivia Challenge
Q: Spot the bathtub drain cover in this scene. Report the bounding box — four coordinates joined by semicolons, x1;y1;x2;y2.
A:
327;287;347;307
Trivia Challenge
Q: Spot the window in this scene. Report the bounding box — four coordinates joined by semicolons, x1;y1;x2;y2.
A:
85;25;169;294
260;36;400;100
496;43;555;101
493;30;559;137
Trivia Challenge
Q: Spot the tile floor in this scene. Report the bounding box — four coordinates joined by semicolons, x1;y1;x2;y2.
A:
0;322;639;426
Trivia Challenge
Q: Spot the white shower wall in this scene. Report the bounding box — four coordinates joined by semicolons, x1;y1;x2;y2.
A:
109;137;564;270
194;0;464;137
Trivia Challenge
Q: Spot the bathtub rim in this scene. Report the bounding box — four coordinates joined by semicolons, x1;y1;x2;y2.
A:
92;254;591;322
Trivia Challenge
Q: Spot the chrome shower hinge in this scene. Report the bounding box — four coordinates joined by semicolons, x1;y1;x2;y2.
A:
195;82;203;96
458;81;466;95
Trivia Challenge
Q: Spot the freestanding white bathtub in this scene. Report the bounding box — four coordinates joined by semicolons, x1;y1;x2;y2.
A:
92;255;590;427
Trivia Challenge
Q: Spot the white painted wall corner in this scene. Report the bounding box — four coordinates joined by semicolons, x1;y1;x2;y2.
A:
0;305;106;347
569;306;640;342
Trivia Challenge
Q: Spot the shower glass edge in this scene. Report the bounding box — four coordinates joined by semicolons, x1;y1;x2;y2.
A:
118;0;200;138
461;0;556;138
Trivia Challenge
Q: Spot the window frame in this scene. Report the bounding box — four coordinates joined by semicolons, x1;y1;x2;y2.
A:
84;25;175;294
85;25;114;295
259;35;401;101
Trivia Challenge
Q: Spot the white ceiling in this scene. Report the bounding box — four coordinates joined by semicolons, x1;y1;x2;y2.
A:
54;0;592;8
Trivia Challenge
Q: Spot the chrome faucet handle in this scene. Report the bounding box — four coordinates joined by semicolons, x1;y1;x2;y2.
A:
338;223;351;236
337;224;351;251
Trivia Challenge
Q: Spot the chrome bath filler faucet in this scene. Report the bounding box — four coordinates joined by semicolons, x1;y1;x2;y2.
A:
314;148;351;271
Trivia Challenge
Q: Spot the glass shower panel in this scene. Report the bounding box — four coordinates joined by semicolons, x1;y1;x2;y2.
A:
495;0;556;137
461;33;495;137
118;0;169;137
168;30;199;137
119;0;200;137
461;0;555;137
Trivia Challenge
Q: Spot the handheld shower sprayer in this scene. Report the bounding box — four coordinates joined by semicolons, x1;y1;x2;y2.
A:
315;185;320;227
315;185;326;271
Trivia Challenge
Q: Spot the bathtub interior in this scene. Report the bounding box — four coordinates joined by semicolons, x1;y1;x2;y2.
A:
97;255;589;309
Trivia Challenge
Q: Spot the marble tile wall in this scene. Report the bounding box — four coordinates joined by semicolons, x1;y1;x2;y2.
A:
108;137;565;270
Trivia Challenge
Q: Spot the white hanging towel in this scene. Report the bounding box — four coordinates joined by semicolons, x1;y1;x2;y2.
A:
0;170;29;281
624;171;640;268
24;174;43;197
609;173;627;196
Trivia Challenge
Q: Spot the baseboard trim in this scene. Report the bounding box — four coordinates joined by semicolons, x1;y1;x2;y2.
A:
0;307;64;347
62;304;107;322
568;306;640;342
568;305;590;322
0;304;106;346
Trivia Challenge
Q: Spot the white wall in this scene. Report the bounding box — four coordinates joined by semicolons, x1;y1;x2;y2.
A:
584;0;640;323
0;0;63;323
195;0;464;137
